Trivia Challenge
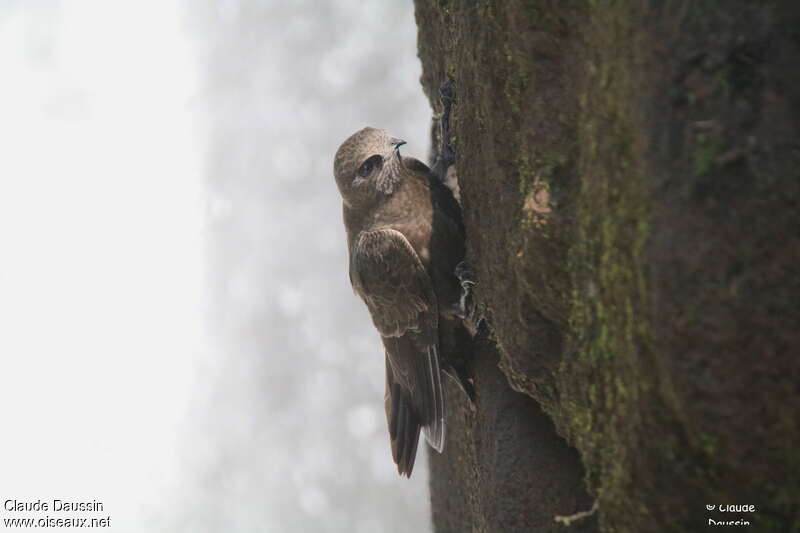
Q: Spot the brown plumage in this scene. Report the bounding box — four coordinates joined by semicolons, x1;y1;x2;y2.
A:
333;127;470;477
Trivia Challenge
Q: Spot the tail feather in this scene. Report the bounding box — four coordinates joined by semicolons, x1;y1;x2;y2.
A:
388;382;421;477
383;339;446;477
421;345;445;453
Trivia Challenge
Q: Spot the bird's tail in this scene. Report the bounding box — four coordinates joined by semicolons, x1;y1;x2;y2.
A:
384;340;447;477
421;345;445;453
386;380;421;477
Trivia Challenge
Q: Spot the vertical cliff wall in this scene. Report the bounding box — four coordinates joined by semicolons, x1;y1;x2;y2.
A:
414;2;800;531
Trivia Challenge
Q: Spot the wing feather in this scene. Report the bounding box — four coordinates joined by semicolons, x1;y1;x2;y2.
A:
352;229;446;466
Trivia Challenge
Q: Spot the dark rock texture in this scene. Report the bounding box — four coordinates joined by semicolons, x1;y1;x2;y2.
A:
414;1;800;532
428;334;597;533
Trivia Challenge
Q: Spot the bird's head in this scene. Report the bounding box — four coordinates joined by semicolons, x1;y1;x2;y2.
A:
333;127;407;208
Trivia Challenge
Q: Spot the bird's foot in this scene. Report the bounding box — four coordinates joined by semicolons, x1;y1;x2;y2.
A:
438;80;456;169
455;261;481;335
432;79;457;182
455;260;475;287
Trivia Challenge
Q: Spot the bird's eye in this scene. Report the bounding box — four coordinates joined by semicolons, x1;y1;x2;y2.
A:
357;161;372;177
356;155;382;178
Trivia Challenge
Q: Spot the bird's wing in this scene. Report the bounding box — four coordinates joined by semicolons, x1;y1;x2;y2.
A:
351;228;446;465
400;155;432;175
402;155;464;230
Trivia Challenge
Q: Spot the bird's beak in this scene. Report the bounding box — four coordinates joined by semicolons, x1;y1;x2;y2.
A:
389;137;407;152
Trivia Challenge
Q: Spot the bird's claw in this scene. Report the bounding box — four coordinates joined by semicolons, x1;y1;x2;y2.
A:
454;261;481;335
455;261;475;287
432;80;457;181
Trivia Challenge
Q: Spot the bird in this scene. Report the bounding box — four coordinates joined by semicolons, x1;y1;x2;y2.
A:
333;127;474;477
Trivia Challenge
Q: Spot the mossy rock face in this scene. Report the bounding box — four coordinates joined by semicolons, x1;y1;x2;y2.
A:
415;1;800;531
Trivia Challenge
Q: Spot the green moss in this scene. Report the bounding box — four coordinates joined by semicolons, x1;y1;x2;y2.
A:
557;2;657;528
420;0;800;529
517;155;534;196
489;6;532;119
503;41;529;115
699;432;719;457
693;134;723;176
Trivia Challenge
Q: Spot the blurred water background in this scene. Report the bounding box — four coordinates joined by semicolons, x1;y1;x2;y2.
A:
0;1;432;531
